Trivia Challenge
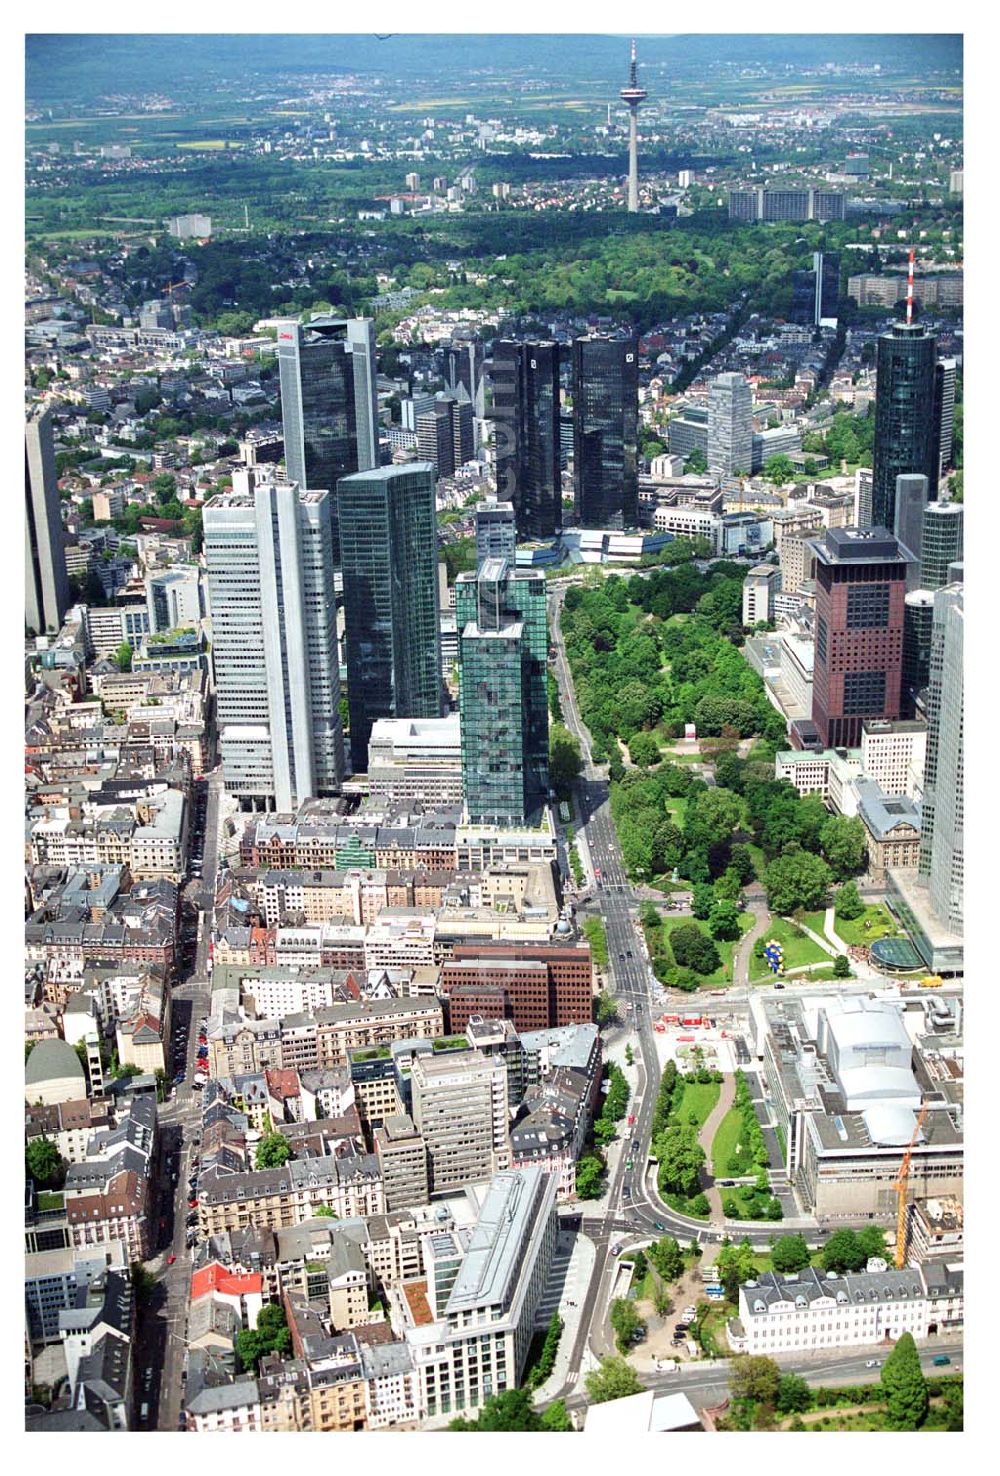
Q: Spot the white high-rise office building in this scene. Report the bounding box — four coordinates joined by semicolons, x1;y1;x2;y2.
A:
920;583;963;933
25;406;70;636
707;372;753;479
204;468;343;811
146;566;202;633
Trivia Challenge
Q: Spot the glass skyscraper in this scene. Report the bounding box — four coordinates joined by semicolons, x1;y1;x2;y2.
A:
277;315;378;563
571;334;638;529
873;321;938;532
455;559;549;823
920;501;963;591
490;341;562;540
338;463;442;774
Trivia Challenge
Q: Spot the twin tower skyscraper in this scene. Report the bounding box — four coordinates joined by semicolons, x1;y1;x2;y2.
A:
206;317;441;812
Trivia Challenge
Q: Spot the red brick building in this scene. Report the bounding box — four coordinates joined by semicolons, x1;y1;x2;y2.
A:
811;527;908;749
442;942;593;1033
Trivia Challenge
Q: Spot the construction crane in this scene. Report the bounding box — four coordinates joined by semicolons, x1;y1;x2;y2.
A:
894;1101;929;1268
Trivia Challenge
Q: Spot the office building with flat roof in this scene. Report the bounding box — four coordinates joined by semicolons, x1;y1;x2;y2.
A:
455;560;548;824
25;406;70;636
366;715;463;807
571;334;638;529
339;464;442;774
410;1049;510;1196
490;341;562;540
708;372;753;480
396;1165;557;1419
204;470;344;810
919;584;963;934
374;1114;429;1212
893;473;929;579
474;499;517;566
920;502;963;591
810;527;908;749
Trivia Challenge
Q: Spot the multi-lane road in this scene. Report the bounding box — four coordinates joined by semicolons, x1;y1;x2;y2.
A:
545;583;964;1400
133;764;223;1431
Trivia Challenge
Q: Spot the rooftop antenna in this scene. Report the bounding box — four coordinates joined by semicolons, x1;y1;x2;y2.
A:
906;247;915;324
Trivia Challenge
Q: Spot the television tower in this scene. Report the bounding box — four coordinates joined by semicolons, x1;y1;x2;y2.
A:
620;38;647;212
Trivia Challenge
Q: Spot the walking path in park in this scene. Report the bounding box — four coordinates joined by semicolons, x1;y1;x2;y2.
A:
732;899;772;986
823;905;849;954
795;917;838;958
698;1073;736;1220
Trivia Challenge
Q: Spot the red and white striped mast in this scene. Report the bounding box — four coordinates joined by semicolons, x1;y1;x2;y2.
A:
906;246;916;324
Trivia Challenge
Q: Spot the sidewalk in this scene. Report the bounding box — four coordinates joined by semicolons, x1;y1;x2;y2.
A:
532;1231;598;1406
823;905;849;954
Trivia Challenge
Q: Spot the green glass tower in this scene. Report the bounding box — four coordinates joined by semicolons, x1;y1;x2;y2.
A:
873;321;938;532
338;463;442;773
455;559;549;823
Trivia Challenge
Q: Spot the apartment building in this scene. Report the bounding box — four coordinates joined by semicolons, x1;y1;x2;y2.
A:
207;997;445;1077
197;1154;385;1237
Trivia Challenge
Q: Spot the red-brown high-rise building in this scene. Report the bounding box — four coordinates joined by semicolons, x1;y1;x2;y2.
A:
810;527;909;749
442;943;593;1033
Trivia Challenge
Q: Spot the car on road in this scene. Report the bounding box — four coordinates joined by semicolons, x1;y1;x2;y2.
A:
719;1179;734;1187
865;1359;880;1368
166;1254;176;1266
932;1355;951;1366
188;1198;198;1208
654;1221;665;1232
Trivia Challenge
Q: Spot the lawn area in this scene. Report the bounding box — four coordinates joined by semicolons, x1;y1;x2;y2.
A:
833;903;903;948
663;1191;710;1219
749;914;830;981
672;1079;721;1131
647;908;755;987
721;1187;783;1222
664;797;688;826
796;909;828;936
583;916;609;969
710;1107;745;1177
744;843;768;880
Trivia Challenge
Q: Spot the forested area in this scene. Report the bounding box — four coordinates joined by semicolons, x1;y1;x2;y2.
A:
560;563;868;910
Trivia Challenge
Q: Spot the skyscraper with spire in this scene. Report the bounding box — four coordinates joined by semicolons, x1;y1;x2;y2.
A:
620;39;647;213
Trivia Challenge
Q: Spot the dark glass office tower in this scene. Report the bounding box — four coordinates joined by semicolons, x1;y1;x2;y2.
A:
572;334;639;529
455;560;549;822
338;464;442;773
490;341;562;540
873;321;938;532
278;316;378;563
790;251;840;327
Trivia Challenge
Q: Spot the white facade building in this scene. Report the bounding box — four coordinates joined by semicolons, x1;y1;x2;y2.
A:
739;1265;963;1356
204;469;344;811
